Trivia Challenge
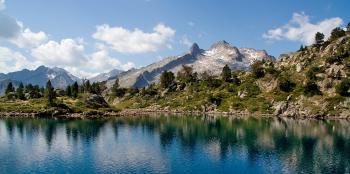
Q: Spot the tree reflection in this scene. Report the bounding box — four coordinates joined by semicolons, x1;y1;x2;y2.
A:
1;115;350;173
111;115;350;173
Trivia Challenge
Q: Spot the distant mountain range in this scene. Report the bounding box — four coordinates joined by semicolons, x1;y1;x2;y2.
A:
0;66;82;95
107;40;274;88
0;40;274;95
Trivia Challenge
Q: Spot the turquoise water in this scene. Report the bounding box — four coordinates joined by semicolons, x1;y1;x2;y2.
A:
0;116;349;174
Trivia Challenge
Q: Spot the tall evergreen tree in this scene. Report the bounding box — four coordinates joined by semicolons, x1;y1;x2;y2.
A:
221;64;232;82
347;22;350;32
85;80;91;93
160;71;175;89
45;80;55;106
66;85;72;97
16;83;25;100
315;32;325;45
91;82;101;94
5;82;15;95
72;82;79;98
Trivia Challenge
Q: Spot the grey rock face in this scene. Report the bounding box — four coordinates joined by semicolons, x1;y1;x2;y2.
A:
107;41;274;89
89;69;123;82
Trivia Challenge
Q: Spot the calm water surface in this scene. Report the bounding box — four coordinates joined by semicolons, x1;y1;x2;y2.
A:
0;115;349;174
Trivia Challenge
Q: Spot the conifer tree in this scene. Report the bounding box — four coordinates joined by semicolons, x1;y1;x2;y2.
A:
16;83;25;100
315;32;325;44
45;80;55;106
221;64;232;82
5;82;15;95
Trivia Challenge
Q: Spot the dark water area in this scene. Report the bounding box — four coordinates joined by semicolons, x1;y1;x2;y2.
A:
0;115;349;174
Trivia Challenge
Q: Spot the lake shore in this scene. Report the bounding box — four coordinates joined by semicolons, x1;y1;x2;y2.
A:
0;108;349;120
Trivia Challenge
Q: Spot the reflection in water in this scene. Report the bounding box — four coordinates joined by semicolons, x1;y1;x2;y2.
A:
0;116;349;173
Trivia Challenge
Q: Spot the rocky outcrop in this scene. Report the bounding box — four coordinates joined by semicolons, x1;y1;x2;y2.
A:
85;94;109;109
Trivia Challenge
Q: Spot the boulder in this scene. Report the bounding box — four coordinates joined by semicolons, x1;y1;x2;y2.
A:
85;94;109;109
273;101;288;115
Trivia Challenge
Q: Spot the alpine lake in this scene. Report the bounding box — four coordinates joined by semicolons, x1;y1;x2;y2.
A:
0;115;349;174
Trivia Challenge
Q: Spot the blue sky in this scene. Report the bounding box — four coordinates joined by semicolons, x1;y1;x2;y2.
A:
0;0;349;77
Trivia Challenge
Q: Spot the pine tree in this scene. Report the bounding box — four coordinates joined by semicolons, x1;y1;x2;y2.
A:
160;71;175;89
91;82;101;95
66;85;72;97
5;82;15;95
45;80;55;106
347;22;350;32
16;83;25;100
315;32;325;45
221;64;232;82
72;82;79;98
85;80;91;93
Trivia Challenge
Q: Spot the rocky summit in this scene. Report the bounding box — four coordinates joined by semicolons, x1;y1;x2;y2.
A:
107;41;274;88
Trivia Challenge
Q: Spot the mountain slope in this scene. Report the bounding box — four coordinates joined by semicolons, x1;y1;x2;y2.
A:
0;66;81;95
112;32;350;118
89;69;124;82
108;41;273;88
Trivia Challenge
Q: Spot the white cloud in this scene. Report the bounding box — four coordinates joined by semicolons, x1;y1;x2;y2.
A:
180;35;193;48
0;13;48;48
31;38;135;78
0;0;5;11
0;13;21;39
263;12;343;45
92;23;175;54
88;49;135;72
31;38;86;67
0;46;38;73
11;27;48;48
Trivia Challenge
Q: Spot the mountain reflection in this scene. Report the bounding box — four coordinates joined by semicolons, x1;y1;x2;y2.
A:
1;116;349;173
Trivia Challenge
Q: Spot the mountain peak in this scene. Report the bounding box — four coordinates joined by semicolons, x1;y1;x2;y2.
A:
210;40;231;49
189;43;201;55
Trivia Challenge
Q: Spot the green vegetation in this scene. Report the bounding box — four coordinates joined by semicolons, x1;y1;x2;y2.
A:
0;79;114;113
45;80;55;106
315;32;325;45
336;78;350;96
1;25;350;117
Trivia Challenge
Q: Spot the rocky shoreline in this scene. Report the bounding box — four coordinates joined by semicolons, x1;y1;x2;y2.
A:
0;108;349;120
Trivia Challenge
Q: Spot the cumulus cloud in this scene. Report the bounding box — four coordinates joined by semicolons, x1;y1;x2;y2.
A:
0;46;38;73
0;13;48;48
92;23;175;54
180;35;193;48
31;38;87;67
11;27;48;48
88;49;135;72
263;12;343;45
0;13;21;39
31;38;135;78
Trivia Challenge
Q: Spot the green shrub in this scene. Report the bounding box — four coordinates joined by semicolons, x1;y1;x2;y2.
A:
251;61;265;78
329;27;346;42
278;77;296;92
326;56;342;64
303;81;322;97
336;78;350;96
306;66;323;81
